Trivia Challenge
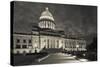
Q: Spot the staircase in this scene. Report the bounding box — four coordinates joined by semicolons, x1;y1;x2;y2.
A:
40;48;63;53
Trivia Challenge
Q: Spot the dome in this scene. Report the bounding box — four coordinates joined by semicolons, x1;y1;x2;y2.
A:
39;7;54;21
39;7;56;30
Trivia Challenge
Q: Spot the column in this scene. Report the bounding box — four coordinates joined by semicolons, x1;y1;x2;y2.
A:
51;40;52;48
43;21;45;28
55;40;57;48
57;40;59;48
54;40;55;48
47;39;49;48
46;21;48;28
50;22;51;29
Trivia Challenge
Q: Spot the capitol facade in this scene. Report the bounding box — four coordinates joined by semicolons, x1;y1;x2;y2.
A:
13;7;86;54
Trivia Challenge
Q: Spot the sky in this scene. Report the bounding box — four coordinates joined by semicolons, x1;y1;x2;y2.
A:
13;1;97;43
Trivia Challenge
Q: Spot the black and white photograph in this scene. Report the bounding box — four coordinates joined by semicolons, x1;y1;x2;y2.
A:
10;1;97;66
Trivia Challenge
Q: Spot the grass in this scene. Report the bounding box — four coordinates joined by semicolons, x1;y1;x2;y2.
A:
12;52;48;66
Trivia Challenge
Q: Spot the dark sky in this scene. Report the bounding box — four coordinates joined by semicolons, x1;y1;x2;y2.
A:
13;1;97;40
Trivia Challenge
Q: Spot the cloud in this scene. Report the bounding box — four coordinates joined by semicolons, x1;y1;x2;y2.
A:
13;1;97;37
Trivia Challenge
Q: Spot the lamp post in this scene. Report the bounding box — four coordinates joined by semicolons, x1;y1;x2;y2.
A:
75;45;79;55
76;45;79;51
34;43;37;53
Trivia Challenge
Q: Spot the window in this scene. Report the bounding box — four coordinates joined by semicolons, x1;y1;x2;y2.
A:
16;39;20;43
17;51;20;54
29;50;32;53
29;45;32;46
28;45;32;48
23;39;26;43
22;45;27;48
16;45;20;49
29;40;31;43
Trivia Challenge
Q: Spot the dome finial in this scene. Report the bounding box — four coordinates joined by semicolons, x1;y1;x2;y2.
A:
45;7;49;11
39;7;54;21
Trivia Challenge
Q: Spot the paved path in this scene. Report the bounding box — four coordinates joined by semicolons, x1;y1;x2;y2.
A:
32;53;87;64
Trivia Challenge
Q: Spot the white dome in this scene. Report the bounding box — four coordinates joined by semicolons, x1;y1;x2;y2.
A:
39;7;54;21
39;7;56;30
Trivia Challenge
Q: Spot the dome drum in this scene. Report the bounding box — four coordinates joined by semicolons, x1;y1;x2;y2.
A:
39;19;56;24
39;20;55;30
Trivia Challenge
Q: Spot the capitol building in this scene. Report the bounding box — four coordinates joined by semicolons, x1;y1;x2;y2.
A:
13;7;86;54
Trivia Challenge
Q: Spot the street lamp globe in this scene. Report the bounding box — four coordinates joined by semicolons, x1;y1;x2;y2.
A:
76;45;79;48
34;44;37;48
